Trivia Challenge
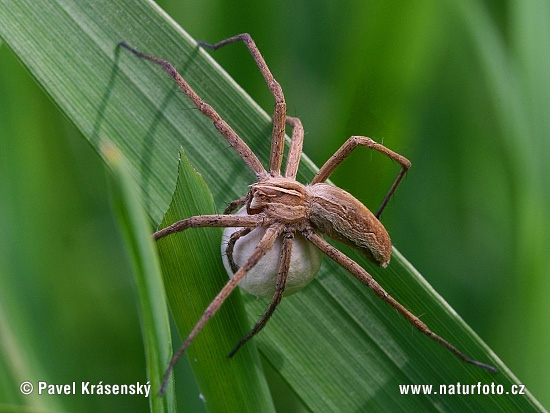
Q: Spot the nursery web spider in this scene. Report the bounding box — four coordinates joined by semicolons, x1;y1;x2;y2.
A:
120;34;496;396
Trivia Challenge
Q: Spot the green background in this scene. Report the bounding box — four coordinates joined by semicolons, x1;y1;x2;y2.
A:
1;0;548;411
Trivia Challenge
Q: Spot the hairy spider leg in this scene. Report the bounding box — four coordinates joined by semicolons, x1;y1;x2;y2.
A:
228;228;294;357
199;34;286;176
200;38;305;180
226;227;252;272
157;223;284;396
224;194;249;215
311;136;411;219
284;116;305;179
119;41;268;181
153;214;264;241
303;228;498;374
223;115;305;264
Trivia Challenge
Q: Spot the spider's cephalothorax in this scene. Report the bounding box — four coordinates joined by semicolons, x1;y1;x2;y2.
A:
120;34;496;396
247;179;310;222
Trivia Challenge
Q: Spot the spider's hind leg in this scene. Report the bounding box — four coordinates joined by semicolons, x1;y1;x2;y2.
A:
302;228;497;374
228;229;294;357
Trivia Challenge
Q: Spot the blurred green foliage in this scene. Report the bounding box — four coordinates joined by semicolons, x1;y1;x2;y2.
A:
0;34;147;412
1;0;548;411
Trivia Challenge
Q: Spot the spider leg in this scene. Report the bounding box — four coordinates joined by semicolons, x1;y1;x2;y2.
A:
119;41;268;180
284;116;304;179
153;214;265;241
224;194;249;215
310;136;411;219
228;228;294;358
159;224;284;396
302;228;497;374
225;227;252;273
199;34;286;176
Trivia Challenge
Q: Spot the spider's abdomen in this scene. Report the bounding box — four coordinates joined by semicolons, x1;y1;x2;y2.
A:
308;183;392;267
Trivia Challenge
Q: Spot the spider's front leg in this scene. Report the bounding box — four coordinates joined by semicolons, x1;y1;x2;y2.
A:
153;214;263;240
199;33;287;176
119;41;268;180
284;116;305;179
223;194;249;215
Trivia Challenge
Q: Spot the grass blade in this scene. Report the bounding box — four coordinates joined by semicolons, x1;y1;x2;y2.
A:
156;149;275;412
103;142;176;412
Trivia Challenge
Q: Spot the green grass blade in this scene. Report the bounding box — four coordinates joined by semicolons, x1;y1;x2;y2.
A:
156;149;275;412
103;142;176;412
0;0;544;411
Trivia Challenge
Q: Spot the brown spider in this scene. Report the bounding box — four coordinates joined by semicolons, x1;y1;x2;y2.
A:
120;34;496;396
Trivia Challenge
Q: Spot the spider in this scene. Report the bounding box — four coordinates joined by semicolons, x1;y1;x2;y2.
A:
120;34;496;396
